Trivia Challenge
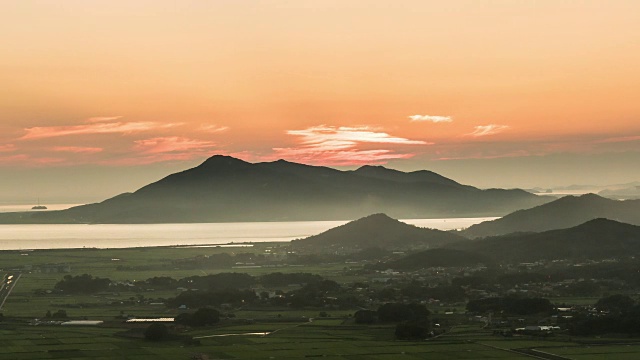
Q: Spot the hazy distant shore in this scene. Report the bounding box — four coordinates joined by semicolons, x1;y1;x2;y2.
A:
0;217;496;251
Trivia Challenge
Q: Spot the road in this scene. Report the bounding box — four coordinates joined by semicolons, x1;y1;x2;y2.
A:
0;272;21;310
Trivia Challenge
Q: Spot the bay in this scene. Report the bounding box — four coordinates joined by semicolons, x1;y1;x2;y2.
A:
0;217;496;250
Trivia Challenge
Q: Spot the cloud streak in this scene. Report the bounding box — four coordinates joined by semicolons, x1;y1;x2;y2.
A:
133;136;217;155
51;146;104;154
272;125;429;165
466;124;510;137
199;124;229;133
20;118;180;140
0;144;17;152
86;116;124;123
408;115;452;123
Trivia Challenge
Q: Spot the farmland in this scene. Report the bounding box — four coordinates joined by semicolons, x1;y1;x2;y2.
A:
1;245;640;359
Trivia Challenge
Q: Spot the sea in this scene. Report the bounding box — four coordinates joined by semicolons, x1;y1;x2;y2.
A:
0;204;496;250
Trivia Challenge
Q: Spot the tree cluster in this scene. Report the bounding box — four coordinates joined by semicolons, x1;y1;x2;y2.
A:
167;289;257;308
175;308;220;327
466;297;553;315
54;274;111;294
568;295;640;336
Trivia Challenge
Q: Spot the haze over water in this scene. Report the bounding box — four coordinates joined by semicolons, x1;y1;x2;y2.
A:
0;217;496;251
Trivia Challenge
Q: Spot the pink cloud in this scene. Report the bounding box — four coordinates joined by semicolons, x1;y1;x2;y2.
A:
288;125;428;147
466;124;510;137
20;118;180;140
98;136;219;166
270;125;429;166
0;144;17;152
199;124;229;133
51;146;104;154
0;154;65;166
133;136;217;154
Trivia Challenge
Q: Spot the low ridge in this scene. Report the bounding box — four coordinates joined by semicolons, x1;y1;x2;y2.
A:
463;193;640;238
453;218;640;262
291;213;467;253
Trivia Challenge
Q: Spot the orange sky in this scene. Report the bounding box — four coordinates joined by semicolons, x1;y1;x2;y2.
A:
1;1;640;199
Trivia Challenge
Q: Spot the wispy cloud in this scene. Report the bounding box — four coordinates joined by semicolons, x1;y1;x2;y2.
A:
0;144;16;152
134;136;217;154
466;124;510;137
408;115;452;123
20;118;180;140
288;125;427;147
271;125;429;165
0;154;65;166
51;146;104;154
100;137;219;166
86;116;124;123
199;124;229;133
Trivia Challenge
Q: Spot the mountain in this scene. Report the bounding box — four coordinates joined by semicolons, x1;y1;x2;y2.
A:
452;219;640;263
0;155;550;224
380;248;490;270
290;213;467;253
350;165;469;188
599;186;640;200
462;194;640;238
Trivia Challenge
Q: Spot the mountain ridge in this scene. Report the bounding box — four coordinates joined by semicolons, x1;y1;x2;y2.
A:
452;218;640;263
462;193;640;238
0;155;550;224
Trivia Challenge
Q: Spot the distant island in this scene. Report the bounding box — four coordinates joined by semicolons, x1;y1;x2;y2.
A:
0;155;550;224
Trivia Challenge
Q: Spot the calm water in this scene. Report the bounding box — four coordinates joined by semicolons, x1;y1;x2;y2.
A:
0;204;82;213
0;217;496;250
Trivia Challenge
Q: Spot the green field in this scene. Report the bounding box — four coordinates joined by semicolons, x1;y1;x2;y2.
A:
1;246;640;359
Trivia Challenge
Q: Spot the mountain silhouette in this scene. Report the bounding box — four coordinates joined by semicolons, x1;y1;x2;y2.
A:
463;194;640;238
0;155;549;224
291;213;467;253
454;218;640;262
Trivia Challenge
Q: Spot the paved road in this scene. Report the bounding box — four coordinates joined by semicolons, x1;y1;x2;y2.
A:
0;272;20;310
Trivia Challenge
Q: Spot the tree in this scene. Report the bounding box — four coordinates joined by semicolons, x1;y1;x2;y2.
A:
191;308;220;326
175;308;220;327
354;310;377;324
596;294;636;314
51;310;67;319
54;274;111;294
144;323;169;341
378;303;429;323
395;321;431;340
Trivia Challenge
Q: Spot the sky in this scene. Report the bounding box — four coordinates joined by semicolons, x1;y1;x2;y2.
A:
1;1;640;203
